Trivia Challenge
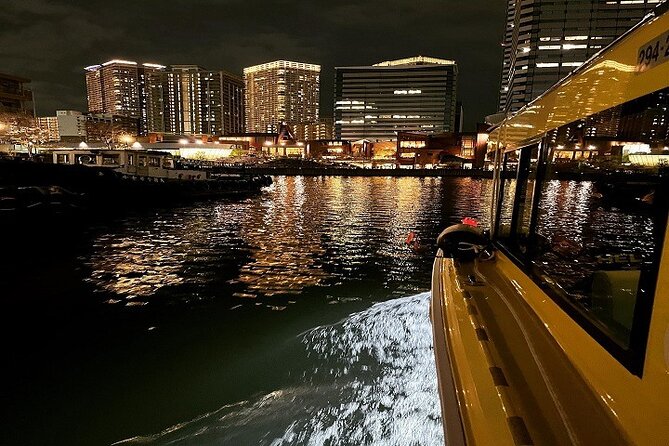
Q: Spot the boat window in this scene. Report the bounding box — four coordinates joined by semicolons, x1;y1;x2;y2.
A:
148;156;161;167
55;154;68;164
498;86;669;368
498;144;540;257
495;151;518;238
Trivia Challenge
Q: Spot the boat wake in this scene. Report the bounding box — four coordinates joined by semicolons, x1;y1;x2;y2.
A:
114;292;443;446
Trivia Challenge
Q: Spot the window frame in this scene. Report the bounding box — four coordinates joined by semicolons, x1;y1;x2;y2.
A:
493;135;667;376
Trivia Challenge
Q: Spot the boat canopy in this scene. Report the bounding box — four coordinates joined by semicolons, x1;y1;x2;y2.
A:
489;4;669;153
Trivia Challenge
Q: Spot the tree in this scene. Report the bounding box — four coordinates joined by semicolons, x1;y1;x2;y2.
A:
0;111;51;155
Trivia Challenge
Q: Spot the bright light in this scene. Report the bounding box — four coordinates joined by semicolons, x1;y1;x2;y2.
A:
623;143;651;155
79;142;88;149
179;138;189;145
131;141;143;149
195;140;204;145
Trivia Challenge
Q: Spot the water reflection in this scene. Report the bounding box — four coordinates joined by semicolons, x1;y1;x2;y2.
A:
84;177;495;307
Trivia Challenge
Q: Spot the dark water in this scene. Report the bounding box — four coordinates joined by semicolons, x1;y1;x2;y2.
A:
1;176;493;446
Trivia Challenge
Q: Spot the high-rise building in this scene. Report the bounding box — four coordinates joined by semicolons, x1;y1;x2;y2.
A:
84;60;166;135
243;60;320;132
146;66;246;135
87;60;245;137
156;65;220;135
0;72;33;115
220;71;245;135
334;56;458;141
498;0;660;114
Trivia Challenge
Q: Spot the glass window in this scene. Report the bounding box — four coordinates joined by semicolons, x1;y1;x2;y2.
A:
496;151;519;239
497;86;668;365
101;155;119;165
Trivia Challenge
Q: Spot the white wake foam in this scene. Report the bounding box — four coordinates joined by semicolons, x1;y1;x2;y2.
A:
114;293;443;445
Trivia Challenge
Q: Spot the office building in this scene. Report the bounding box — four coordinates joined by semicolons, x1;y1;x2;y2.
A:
243;60;320;132
334;56;458;141
498;0;660;114
84;60;166;134
0;72;33;115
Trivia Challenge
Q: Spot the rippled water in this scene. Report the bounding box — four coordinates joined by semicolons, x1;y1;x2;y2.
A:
1;176;493;446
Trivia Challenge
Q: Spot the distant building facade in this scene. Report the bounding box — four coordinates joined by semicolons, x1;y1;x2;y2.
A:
293;118;334;141
56;110;87;141
498;0;658;114
220;71;245;134
37;116;60;142
86;60;246;137
243;60;320;132
84;113;140;144
0;72;33;115
85;60;166;135
146;66;245;136
334;56;458;141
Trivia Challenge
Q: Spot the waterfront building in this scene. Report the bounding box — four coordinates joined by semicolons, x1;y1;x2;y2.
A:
498;0;659;114
85;60;166;135
223;132;278;150
0;72;33;115
293;118;334;141
334;56;458;141
243;60;320;133
306;139;352;158
145;66;245;136
395;124;490;168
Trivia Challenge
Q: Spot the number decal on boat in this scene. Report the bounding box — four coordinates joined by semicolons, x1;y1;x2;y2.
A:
636;30;669;72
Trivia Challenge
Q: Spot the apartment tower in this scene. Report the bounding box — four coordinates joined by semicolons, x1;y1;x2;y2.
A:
84;60;166;135
243;60;320;133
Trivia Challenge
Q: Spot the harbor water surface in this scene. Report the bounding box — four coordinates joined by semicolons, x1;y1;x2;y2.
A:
2;176;493;446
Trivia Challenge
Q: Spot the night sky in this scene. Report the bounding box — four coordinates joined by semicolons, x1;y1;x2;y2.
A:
1;0;505;130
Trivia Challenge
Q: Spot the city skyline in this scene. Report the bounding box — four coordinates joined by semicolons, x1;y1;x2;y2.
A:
1;0;506;131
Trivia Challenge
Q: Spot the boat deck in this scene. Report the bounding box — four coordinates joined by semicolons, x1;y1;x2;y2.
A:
432;252;629;446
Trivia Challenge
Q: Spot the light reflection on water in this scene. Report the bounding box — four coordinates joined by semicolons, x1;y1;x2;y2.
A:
84;177;494;305
115;293;443;446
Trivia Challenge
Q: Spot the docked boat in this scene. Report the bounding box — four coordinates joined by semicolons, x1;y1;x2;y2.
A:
0;149;271;205
431;4;669;446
